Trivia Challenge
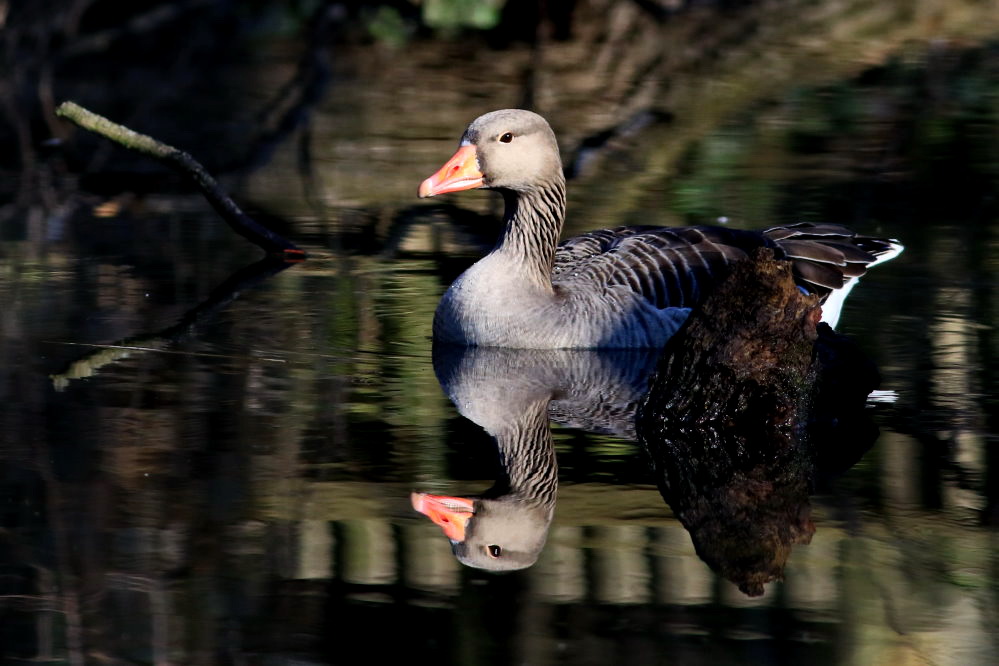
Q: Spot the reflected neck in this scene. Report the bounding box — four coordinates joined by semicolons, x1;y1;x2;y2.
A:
487;397;559;505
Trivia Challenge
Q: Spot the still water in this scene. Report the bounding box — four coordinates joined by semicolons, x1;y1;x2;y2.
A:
2;2;998;665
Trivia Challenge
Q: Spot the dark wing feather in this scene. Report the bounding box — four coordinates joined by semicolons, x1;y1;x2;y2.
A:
778;239;855;265
552;222;900;311
764;222;900;296
553;226;771;309
792;260;846;291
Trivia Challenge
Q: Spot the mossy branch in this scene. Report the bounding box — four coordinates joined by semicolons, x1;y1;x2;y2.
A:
55;101;305;261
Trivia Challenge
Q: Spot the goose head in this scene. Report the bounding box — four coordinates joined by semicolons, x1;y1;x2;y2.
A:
418;109;563;197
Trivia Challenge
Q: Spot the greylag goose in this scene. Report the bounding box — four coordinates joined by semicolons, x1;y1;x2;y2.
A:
419;109;902;348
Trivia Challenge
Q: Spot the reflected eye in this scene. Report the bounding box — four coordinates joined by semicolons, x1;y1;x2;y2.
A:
487;545;502;558
499;132;513;143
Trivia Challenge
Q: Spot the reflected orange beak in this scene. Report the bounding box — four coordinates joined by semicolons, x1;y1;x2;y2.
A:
411;492;475;542
418;145;484;198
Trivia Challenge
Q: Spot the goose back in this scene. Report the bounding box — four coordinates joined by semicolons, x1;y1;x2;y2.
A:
554;222;899;310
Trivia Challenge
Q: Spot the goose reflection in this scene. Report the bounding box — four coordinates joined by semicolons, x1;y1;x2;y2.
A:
413;331;879;587
412;345;658;571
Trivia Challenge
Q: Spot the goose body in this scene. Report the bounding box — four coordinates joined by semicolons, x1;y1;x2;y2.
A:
420;109;902;349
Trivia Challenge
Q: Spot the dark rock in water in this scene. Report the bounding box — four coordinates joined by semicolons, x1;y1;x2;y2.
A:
636;248;879;596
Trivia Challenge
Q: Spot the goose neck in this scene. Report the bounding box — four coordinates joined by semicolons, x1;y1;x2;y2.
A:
496;181;566;289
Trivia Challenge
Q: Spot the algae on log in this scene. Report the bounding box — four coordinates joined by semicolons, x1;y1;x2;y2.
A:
636;248;879;596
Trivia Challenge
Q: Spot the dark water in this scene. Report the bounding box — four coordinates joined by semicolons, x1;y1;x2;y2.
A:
2;2;998;664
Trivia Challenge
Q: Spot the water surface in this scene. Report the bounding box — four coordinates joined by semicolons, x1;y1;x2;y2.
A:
1;2;998;664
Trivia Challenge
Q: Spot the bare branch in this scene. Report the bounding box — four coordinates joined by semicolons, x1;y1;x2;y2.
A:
55;101;305;260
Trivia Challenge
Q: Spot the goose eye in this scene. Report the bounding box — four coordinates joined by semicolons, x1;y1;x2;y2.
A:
487;545;502;558
499;132;513;143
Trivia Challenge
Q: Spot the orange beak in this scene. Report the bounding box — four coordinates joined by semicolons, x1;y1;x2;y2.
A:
418;145;484;198
411;492;475;542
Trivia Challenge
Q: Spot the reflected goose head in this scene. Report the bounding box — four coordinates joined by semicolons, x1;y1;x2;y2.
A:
418;109;563;197
411;492;552;572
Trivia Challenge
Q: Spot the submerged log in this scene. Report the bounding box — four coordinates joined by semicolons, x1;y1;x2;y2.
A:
636;247;879;596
